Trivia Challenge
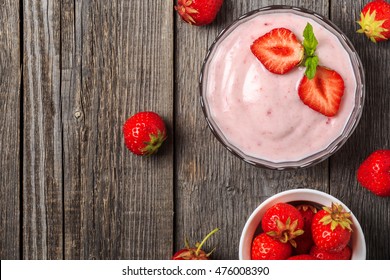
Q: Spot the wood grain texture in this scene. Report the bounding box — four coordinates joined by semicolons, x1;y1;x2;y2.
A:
330;0;390;260
175;0;330;259
0;0;388;261
23;0;63;259
62;0;174;259
0;0;21;260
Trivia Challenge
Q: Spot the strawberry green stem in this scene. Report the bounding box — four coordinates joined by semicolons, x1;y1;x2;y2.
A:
195;228;220;256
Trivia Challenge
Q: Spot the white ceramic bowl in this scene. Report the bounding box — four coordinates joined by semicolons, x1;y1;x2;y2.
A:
239;189;366;260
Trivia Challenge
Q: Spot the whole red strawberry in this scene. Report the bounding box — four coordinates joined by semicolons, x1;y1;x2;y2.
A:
296;204;317;233
123;111;167;156
311;203;353;253
357;150;390;197
357;0;390;42
261;203;304;246
310;245;352;260
172;228;219;260
251;233;292;260
293;204;317;254
293;234;314;255
175;0;224;26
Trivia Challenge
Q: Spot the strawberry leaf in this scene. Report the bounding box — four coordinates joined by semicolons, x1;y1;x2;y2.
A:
302;23;319;79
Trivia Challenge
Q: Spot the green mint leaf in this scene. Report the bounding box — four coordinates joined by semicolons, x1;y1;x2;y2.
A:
303;23;319;79
303;23;318;56
304;56;319;80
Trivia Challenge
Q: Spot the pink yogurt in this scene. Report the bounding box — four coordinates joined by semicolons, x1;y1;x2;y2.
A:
203;11;359;164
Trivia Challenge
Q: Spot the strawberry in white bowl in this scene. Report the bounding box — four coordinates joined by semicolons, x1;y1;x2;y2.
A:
239;189;366;260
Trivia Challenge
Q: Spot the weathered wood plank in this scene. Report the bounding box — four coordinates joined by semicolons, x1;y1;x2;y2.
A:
61;0;87;260
175;0;330;259
0;0;21;260
62;0;174;259
330;0;390;260
23;0;63;259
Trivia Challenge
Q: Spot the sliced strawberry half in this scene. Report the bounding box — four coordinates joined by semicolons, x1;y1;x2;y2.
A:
250;28;304;75
298;66;345;117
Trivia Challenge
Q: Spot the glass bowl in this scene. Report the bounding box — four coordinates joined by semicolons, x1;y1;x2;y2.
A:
199;6;365;170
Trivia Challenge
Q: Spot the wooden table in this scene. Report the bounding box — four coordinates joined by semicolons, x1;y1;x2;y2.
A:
1;0;389;260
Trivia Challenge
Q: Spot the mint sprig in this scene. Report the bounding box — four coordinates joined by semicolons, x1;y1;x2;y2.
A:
305;56;319;80
302;23;319;79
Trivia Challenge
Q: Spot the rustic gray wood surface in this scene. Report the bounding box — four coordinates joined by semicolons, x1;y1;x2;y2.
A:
0;0;389;260
0;0;20;260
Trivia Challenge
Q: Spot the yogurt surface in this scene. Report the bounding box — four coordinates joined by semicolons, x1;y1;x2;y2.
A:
204;12;357;163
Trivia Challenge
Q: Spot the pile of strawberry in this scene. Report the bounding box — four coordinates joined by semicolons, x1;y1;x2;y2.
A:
251;202;353;260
